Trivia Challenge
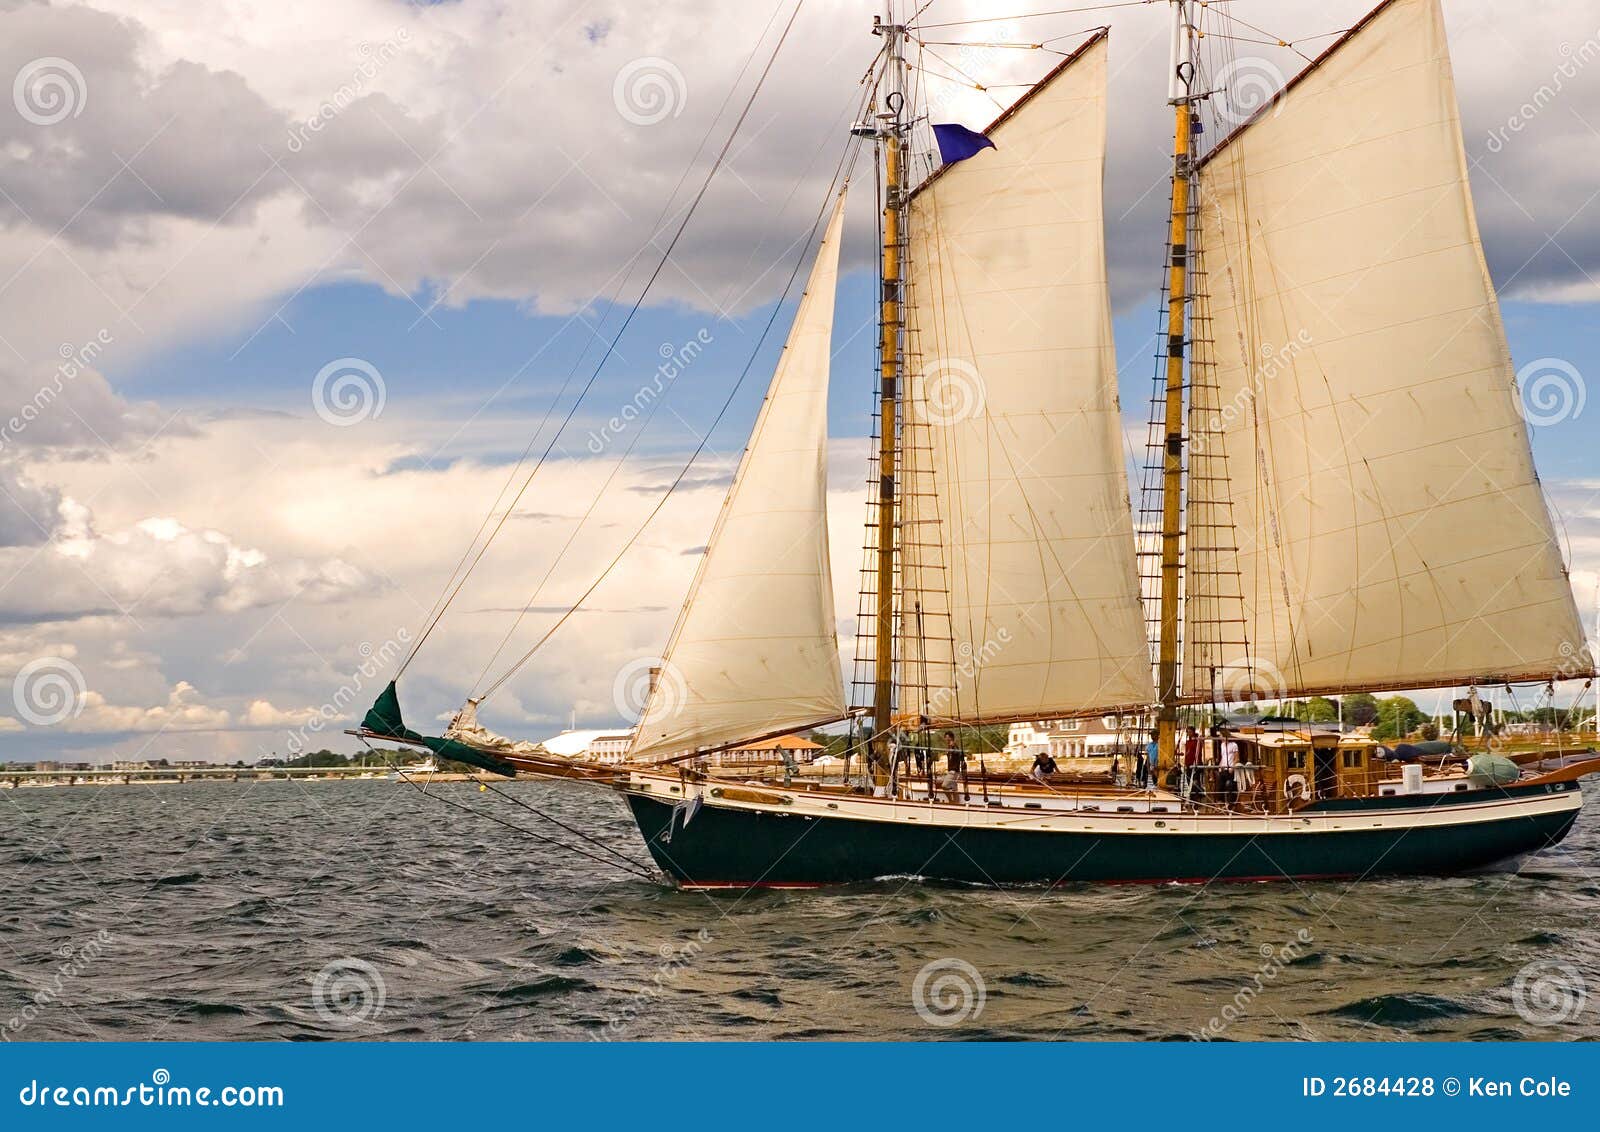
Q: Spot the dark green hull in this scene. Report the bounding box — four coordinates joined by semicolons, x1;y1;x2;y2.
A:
624;782;1583;888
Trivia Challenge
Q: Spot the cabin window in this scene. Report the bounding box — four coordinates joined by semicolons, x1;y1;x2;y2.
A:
1341;750;1363;769
1286;750;1308;770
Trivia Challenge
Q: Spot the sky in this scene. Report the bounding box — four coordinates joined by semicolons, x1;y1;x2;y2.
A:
1;0;1598;765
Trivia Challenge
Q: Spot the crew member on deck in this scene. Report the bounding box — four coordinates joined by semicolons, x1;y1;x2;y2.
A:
941;730;966;803
1030;750;1059;784
1144;731;1160;791
1181;726;1202;799
1218;731;1241;810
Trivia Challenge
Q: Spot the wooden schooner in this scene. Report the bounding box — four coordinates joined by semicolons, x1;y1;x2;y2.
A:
360;0;1600;889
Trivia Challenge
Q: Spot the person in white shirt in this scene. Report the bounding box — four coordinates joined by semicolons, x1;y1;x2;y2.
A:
1231;735;1255;798
1218;733;1241;810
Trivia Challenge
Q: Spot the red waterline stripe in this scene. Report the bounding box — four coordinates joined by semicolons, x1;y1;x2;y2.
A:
675;873;1361;890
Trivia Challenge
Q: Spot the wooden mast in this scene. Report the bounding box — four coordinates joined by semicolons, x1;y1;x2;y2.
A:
1156;2;1197;768
871;8;908;789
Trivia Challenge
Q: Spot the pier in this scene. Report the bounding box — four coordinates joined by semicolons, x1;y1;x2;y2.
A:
0;766;487;788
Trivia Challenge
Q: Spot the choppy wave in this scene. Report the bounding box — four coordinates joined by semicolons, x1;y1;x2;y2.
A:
1;779;1597;1041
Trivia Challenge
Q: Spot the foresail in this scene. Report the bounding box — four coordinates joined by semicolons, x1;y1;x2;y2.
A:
628;194;849;761
900;32;1155;725
1188;0;1591;701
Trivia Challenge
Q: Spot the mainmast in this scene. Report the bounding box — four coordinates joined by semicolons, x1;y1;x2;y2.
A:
867;8;909;788
1156;2;1198;763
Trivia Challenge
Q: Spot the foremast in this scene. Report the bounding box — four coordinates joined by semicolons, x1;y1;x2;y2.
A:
868;10;909;789
1155;1;1198;764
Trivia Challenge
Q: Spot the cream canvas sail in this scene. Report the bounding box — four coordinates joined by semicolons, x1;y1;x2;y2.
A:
899;33;1154;725
628;194;849;761
1188;0;1591;701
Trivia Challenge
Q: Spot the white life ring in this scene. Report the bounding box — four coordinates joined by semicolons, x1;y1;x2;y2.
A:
1283;773;1309;802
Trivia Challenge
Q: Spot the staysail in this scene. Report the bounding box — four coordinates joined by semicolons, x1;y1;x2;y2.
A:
899;32;1154;725
1187;0;1591;701
628;193;850;761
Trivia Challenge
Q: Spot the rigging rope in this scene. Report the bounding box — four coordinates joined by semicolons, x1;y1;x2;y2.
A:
397;0;810;678
399;0;797;681
478;133;868;701
381;752;658;882
920;1;1161;32
468;77;877;700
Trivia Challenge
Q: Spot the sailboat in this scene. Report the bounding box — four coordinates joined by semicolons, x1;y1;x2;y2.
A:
359;0;1600;889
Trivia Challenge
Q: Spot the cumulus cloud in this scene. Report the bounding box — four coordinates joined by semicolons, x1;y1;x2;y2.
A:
67;680;230;733
0;0;1596;764
0;0;1583;329
0;496;372;622
0;4;291;241
0;460;59;546
239;699;319;728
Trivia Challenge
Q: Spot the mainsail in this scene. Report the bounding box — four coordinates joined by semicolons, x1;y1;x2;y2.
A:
899;32;1154;725
1187;0;1592;701
628;194;850;761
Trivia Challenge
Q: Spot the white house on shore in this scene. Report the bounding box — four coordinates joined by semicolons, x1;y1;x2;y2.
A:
540;728;637;763
1005;715;1148;761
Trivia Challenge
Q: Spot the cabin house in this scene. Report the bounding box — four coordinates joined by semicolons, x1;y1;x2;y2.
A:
709;733;824;769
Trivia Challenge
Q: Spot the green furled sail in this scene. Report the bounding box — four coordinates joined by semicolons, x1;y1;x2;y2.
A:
361;681;517;778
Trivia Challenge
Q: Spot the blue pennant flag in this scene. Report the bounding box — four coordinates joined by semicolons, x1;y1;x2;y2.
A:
931;123;996;166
